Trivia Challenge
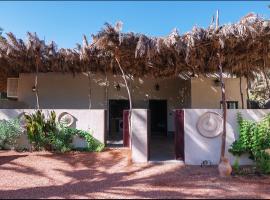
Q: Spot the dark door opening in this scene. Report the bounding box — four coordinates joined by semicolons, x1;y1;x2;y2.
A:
149;100;168;136
108;99;129;147
149;100;174;161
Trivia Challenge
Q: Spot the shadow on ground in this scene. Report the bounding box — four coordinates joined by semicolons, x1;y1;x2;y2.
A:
0;149;269;199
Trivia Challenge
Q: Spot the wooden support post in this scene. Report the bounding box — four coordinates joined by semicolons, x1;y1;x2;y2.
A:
115;57;133;145
246;75;250;108
219;60;227;159
35;62;40;110
87;71;92;109
240;76;244;109
216;9;228;161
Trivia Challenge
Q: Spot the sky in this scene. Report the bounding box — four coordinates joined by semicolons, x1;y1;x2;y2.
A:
0;1;270;48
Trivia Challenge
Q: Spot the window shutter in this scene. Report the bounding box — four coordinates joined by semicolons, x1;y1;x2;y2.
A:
7;78;19;98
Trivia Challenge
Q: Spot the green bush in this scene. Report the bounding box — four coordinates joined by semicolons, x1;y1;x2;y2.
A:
25;110;52;150
49;125;74;153
232;156;240;173
24;110;104;153
63;127;104;152
0;119;23;149
229;113;270;174
77;129;104;152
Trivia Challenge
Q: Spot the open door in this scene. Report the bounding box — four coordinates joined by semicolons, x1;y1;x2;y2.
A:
149;100;175;161
149;100;167;136
108;99;129;146
175;109;185;161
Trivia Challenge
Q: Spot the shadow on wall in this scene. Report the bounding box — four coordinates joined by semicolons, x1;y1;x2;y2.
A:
0;100;29;109
0;109;23;120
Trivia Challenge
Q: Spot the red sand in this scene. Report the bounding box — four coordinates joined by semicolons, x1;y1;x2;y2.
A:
0;149;270;199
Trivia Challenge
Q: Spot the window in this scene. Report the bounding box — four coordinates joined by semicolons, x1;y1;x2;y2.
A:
220;101;238;109
7;78;18;99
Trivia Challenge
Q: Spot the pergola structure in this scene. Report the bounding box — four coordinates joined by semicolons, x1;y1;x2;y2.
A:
0;13;269;77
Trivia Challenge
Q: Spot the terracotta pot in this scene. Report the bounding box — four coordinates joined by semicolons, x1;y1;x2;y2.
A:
218;157;232;177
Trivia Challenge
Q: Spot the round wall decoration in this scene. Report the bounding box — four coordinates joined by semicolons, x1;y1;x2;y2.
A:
196;111;223;138
58;112;75;127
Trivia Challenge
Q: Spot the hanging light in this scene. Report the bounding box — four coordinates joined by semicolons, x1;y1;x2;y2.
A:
115;83;121;91
155;83;160;91
32;86;37;92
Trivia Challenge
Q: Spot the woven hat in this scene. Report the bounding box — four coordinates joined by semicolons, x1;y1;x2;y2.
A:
58;112;75;127
196;111;223;138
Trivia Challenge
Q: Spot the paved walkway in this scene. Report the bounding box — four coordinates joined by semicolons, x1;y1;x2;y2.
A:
0;149;270;199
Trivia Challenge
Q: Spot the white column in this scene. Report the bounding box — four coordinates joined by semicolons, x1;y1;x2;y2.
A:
131;109;149;163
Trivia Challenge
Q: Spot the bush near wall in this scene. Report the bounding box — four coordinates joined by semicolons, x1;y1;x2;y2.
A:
0;119;23;149
23;110;104;153
229;113;270;174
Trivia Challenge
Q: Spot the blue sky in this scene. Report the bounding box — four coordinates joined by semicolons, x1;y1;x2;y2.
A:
0;1;270;48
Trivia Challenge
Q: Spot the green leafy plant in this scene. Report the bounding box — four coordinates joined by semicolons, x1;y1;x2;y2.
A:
24;110;104;153
77;129;104;152
63;127;104;152
25;110;57;151
229;113;270;174
0;119;23;149
49;124;74;153
232;156;240;174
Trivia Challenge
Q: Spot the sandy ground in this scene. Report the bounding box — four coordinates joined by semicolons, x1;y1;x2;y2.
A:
0;149;270;199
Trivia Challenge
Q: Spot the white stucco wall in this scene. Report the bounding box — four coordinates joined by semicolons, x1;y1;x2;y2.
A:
17;73;190;132
0;109;106;149
131;109;150;163
191;77;247;109
184;109;270;165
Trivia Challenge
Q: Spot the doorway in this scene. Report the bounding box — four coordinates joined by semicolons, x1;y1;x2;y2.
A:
148;100;174;161
108;99;129;147
149;100;167;136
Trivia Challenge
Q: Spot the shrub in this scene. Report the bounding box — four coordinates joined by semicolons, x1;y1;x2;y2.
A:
0;119;23;149
229;113;270;174
49;125;74;153
232;156;240;173
63;127;104;152
77;129;104;152
24;110;104;153
25;110;58;151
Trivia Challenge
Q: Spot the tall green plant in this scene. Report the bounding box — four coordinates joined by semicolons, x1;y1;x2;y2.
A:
25;110;57;151
229;113;270;174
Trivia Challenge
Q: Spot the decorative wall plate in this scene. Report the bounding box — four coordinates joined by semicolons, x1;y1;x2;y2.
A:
58;112;75;127
196;111;223;138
